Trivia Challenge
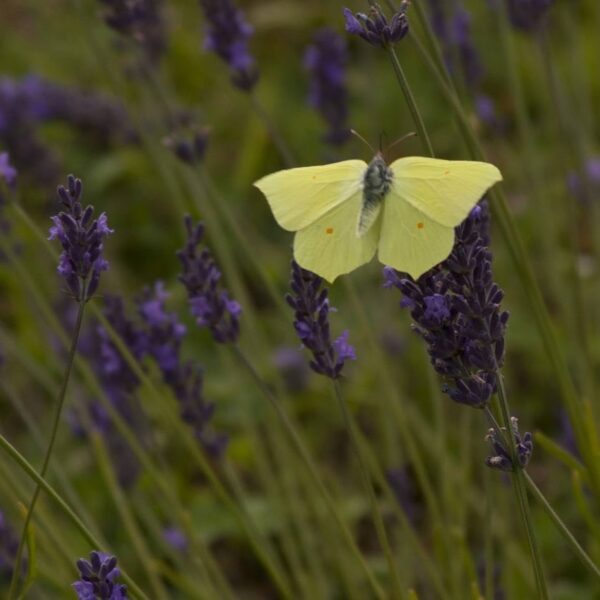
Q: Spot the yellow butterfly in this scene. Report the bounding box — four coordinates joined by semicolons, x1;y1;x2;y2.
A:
254;153;502;282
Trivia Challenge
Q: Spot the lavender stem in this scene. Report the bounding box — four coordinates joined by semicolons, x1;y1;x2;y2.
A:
332;380;404;598
8;299;87;599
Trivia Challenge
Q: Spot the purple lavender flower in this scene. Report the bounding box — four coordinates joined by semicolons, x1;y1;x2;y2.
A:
0;152;17;188
48;175;113;302
73;551;127;599
427;1;482;89
505;0;554;31
98;0;167;63
567;156;600;204
137;281;226;456
287;261;356;379
162;526;188;551
273;346;310;394
177;217;241;344
199;0;258;91
384;201;509;408
343;3;409;48
304;29;350;146
485;416;533;471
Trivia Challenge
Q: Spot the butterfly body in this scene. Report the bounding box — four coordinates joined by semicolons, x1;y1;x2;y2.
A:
254;155;502;282
357;153;393;237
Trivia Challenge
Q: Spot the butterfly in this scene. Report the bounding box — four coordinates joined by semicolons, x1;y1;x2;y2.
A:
254;153;502;282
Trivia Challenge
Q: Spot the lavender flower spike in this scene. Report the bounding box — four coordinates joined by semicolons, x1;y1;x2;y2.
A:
384;201;509;408
199;0;258;91
177;216;241;344
48;175;113;302
286;261;356;379
343;2;409;48
0;152;17;188
73;551;127;599
304;29;350;146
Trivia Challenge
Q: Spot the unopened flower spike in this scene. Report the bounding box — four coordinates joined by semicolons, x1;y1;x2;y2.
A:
48;175;113;303
343;2;409;48
72;550;127;599
485;416;533;472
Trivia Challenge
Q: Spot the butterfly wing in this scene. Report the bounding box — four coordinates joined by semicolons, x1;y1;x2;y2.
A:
378;194;455;279
294;190;379;282
254;160;367;231
388;157;502;227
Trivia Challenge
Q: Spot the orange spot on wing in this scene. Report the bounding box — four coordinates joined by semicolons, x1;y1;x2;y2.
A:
417;222;424;229
326;227;334;234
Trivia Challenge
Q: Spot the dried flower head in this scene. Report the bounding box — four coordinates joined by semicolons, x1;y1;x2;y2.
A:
286;261;356;379
73;551;127;599
485;416;533;471
48;175;113;302
384;201;508;408
343;2;409;48
177;217;241;344
304;28;350;146
199;0;259;91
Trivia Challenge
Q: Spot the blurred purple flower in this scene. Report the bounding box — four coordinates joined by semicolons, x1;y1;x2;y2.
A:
73;551;127;599
567;156;600;204
273;346;310;394
98;0;167;63
287;261;356;379
384;201;509;408
199;0;258;91
304;29;350;146
343;3;409;48
427;1;482;89
0;511;26;579
177;217;241;344
505;0;554;31
162;526;188;551
0;152;17;188
0;76;133;186
48;175;113;302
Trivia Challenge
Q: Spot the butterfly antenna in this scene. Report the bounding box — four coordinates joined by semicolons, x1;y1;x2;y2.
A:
350;129;376;155
384;131;417;158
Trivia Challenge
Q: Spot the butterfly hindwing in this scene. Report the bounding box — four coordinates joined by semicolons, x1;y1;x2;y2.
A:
294;190;380;282
378;192;455;279
389;157;502;227
254;160;367;232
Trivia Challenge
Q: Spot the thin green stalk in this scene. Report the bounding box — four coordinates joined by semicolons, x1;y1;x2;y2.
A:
249;92;296;167
524;472;600;581
483;467;495;600
387;47;435;157
91;433;171;600
231;345;386;600
493;374;548;600
8;299;86;600
332;381;404;599
0;433;149;599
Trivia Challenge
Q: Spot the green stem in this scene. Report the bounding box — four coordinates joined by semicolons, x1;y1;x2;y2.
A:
493;372;548;600
231;345;386;600
524;472;600;581
387;47;435;157
8;299;86;600
249;93;296;167
0;433;149;599
332;381;404;599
